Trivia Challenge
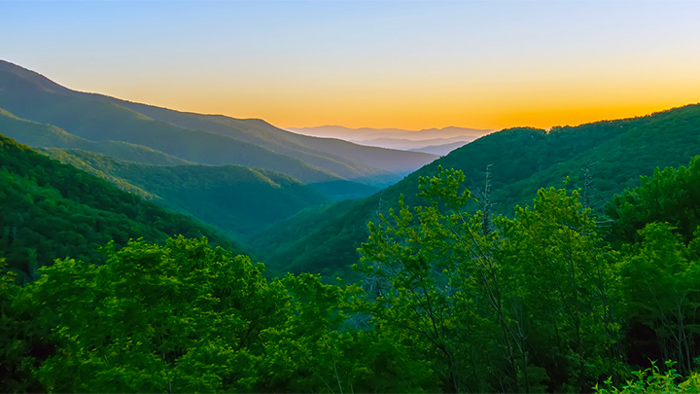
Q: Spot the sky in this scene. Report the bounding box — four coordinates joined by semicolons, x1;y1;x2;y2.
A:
2;0;700;130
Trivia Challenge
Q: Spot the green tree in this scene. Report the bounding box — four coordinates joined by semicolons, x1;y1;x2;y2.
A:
358;167;621;392
617;223;700;375
25;236;287;393
255;273;436;393
0;259;43;392
501;187;621;391
607;156;700;246
358;167;494;392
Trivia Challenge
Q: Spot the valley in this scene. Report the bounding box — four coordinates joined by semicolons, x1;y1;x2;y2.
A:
2;61;700;393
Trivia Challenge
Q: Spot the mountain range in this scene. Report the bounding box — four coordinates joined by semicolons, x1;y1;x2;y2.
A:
0;59;440;237
288;125;492;153
408;140;472;156
0;60;436;186
288;125;492;140
3;59;700;280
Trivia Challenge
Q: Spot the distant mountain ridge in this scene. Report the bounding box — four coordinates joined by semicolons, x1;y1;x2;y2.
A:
0;59;436;187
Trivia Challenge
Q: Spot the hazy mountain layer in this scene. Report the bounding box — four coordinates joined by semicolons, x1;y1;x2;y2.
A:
408;140;471;156
351;135;475;150
288;125;492;141
288;125;488;153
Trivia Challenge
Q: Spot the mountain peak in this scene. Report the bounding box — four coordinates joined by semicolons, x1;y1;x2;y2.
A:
0;59;70;94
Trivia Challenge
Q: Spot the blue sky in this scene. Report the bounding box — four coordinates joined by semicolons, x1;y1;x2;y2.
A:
2;1;700;129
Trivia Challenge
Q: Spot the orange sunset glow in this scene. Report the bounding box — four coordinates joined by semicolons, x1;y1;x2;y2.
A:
4;1;700;130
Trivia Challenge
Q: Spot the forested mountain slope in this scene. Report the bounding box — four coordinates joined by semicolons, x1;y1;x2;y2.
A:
45;149;329;235
0;60;435;186
0;61;341;183
0;107;190;165
0;134;242;280
252;104;700;275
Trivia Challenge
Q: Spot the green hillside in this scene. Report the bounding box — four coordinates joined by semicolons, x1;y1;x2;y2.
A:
0;134;242;281
45;149;330;235
306;180;380;201
0;107;190;165
252;104;700;275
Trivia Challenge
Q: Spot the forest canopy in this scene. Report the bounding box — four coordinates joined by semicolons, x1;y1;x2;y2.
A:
3;157;700;393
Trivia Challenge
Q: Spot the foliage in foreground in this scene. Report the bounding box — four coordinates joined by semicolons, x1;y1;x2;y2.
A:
357;167;621;392
595;361;700;393
0;237;433;393
4;158;700;392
